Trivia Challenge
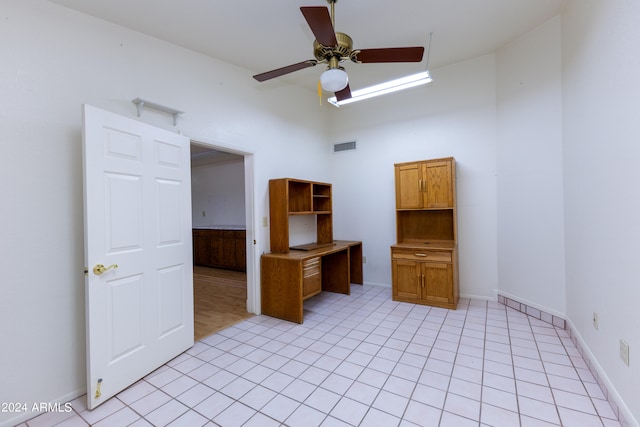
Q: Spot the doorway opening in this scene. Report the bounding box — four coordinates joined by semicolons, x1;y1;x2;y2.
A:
190;143;255;340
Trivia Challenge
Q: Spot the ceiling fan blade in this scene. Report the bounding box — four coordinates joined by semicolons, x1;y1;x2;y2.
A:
253;60;318;82
300;6;337;47
355;47;425;63
335;84;351;102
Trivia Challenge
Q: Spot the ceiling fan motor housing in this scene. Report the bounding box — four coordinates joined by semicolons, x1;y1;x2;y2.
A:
313;32;354;64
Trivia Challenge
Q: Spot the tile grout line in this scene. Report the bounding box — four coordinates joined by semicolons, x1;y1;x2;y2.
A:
21;285;624;427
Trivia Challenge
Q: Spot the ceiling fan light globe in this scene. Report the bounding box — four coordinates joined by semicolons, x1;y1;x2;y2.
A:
321;69;348;92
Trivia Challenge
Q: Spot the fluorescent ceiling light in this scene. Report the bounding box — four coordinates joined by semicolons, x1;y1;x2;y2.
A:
328;71;432;107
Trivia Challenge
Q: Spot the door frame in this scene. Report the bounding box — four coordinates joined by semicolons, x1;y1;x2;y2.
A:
188;137;258;315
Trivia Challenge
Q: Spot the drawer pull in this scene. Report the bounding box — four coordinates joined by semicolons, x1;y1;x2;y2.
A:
414;253;427;257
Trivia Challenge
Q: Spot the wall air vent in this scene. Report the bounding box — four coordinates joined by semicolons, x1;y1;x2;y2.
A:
333;141;356;153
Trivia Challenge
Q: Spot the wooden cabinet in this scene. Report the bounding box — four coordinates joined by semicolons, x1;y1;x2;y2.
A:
391;245;457;309
392;157;458;310
235;231;247;271
193;229;246;271
269;178;332;253
395;159;454;209
193;229;212;266
210;230;224;267
222;231;237;268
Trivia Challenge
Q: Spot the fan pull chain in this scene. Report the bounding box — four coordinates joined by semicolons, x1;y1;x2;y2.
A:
318;80;323;105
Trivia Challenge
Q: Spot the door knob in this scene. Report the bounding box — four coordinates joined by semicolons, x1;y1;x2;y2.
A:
93;264;118;275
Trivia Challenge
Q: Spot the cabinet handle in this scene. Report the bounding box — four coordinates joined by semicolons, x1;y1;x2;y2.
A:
415;253;427;257
421;274;425;288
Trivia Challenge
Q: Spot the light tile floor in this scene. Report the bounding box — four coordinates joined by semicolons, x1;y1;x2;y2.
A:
21;284;622;427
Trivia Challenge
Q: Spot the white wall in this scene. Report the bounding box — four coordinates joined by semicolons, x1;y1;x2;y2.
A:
3;0;639;425
562;0;640;424
191;160;246;228
495;16;566;316
328;54;499;297
0;1;332;425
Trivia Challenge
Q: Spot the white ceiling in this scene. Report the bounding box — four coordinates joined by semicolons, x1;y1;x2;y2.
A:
50;0;567;93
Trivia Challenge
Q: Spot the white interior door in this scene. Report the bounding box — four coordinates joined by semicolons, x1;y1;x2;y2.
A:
82;104;194;409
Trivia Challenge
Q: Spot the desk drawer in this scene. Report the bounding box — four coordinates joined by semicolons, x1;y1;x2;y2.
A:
302;257;321;298
392;248;452;263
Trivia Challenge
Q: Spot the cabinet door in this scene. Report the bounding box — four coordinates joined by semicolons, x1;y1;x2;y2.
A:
395;163;423;209
424;160;453;208
198;233;213;266
210;231;224;267
422;262;453;305
223;231;237;268
392;259;421;301
192;231;202;265
235;231;246;271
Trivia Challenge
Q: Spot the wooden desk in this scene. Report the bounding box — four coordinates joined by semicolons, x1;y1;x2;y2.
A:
261;240;363;323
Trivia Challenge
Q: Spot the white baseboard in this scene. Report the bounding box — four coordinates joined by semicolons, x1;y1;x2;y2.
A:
565;318;638;427
460;292;495;301
494;292;637;427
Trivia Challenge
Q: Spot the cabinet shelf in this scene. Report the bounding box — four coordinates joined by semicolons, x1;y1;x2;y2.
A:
397;210;455;242
289;211;332;215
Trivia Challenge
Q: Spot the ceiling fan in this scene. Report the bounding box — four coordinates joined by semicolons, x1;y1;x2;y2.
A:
253;0;425;102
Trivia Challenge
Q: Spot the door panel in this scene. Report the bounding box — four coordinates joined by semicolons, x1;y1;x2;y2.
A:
83;104;193;409
424;262;453;304
157;179;183;245
425;161;453;208
392;259;420;301
107;275;144;361
105;173;143;252
158;266;186;336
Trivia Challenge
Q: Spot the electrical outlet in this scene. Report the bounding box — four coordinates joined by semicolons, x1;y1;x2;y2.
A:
362;256;367;264
620;339;630;366
262;216;268;227
593;312;599;330
202;210;206;217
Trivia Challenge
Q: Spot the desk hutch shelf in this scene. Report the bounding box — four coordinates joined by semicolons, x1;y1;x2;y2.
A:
268;178;333;253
